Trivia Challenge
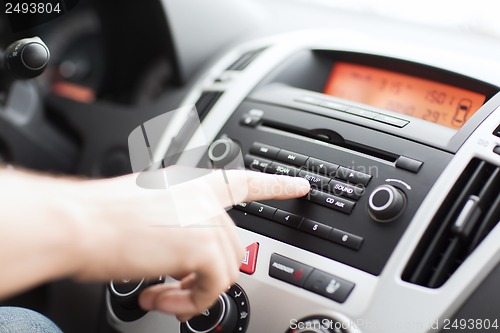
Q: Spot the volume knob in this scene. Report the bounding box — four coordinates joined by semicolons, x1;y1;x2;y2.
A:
368;185;406;222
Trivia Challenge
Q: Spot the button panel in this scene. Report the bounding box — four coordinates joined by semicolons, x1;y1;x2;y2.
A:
269;253;313;288
303;269;355;303
269;254;355;303
233;201;364;252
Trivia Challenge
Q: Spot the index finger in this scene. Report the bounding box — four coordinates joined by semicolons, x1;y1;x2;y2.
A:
204;169;311;207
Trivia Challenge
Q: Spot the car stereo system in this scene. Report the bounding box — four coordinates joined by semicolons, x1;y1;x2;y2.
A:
106;30;500;333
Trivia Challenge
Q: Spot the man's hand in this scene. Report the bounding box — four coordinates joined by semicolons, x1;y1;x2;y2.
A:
77;167;310;321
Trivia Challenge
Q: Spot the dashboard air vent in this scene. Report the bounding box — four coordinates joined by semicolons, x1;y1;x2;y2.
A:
403;158;500;288
195;91;223;120
226;48;266;71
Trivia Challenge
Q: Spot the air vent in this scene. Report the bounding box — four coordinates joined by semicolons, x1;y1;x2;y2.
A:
195;91;223;120
225;48;266;71
403;159;500;288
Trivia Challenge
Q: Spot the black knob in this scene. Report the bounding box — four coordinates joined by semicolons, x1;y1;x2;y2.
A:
109;278;145;310
208;138;242;169
182;293;238;333
4;37;50;79
368;185;406;222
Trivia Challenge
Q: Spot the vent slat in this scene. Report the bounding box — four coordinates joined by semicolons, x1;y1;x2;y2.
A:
226;48;266;71
403;158;500;288
195;91;224;120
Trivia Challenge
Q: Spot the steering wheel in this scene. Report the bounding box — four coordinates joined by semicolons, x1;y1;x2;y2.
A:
0;0;186;178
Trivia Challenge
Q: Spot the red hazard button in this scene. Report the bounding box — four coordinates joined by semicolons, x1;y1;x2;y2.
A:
240;242;259;275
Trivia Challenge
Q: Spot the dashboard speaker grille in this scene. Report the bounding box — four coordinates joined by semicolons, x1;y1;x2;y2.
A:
403;158;500;288
195;91;224;120
226;48;266;71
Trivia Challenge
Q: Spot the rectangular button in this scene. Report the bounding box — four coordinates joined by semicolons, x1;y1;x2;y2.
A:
374;114;409;128
395;156;423;173
493;124;500;138
319;101;349;112
269;162;300;177
329;229;364;250
335;167;372;186
244;155;272;172
240;242;259;275
269;254;314;288
494;146;500;156
249;142;280;159
308;189;355;214
276;149;308;167
299;219;332;239
233;202;250;212
346;107;378;119
306;158;339;178
247;202;277;220
298;170;330;189
273;210;303;228
303;269;355;303
328;180;363;200
296;96;321;106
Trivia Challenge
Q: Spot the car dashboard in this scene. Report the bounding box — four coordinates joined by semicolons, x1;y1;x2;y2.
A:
107;27;500;333
0;1;498;333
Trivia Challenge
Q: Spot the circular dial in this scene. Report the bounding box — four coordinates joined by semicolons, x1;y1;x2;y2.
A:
207;138;242;169
108;276;164;322
181;284;250;333
368;185;406;222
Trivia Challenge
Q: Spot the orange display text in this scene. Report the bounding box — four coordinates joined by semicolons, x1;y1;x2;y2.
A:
324;62;486;129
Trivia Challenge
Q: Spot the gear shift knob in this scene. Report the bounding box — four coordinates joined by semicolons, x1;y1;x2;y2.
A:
3;36;50;79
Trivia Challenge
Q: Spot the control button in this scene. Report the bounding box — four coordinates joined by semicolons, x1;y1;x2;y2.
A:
247;202;277;220
269;254;313;288
240;109;264;128
335;167;372;186
269;162;300;177
183;293;238;333
233;202;250;212
303;270;355;303
493;124;500;138
329;229;364;250
296;96;321;106
308;189;355;214
374;114;409;128
395;156;423;173
299;219;332;239
346;107;378;119
319;100;349;112
249;142;280;159
273;210;303;228
298;170;330;189
186;296;225;332
110;278;144;297
240;115;260;127
328;179;363;200
244;155;272;172
494;146;500;156
306;158;339;177
368;185;406;222
276;149;308;167
240;243;259;275
208;138;241;169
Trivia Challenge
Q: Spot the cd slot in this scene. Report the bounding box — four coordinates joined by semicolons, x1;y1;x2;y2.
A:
261;119;399;164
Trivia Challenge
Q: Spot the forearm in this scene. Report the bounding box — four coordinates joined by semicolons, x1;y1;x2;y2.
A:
0;168;84;299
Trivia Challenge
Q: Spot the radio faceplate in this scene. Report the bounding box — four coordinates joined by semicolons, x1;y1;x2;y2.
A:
199;100;453;275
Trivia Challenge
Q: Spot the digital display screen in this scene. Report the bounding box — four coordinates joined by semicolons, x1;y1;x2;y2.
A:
324;62;486;130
